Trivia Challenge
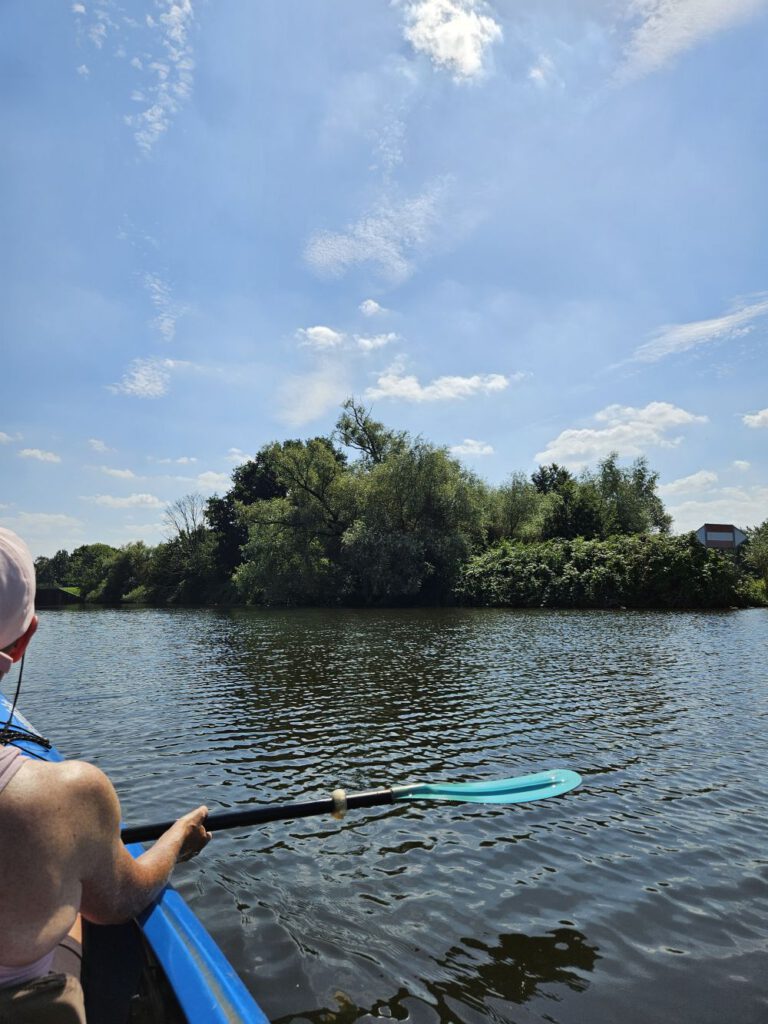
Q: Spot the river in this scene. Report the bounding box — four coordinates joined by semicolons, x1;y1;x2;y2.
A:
11;607;768;1023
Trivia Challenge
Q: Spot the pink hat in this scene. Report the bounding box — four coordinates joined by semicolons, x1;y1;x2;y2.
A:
0;528;36;676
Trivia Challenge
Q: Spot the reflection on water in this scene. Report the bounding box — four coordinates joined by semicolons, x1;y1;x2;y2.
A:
14;607;768;1023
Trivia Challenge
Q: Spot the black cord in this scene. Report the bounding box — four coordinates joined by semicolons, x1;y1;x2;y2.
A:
0;653;51;751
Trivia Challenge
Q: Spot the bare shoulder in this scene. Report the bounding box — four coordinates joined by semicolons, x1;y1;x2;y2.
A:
21;758;121;824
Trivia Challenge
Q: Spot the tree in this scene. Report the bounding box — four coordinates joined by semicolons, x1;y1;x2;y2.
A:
334;399;407;467
592;454;671;536
745;519;768;585
164;493;207;549
531;463;573;495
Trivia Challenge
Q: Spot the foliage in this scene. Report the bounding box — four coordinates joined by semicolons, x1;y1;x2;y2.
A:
29;402;763;609
457;534;749;609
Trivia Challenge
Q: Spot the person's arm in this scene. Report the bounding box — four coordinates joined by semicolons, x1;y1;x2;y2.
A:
69;761;211;925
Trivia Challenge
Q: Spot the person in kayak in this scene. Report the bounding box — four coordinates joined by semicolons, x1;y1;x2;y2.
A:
0;527;212;1020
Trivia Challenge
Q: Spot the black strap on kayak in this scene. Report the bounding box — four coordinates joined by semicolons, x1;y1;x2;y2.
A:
0;654;51;753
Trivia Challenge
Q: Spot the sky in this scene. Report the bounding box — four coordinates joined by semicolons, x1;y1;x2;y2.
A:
1;0;767;557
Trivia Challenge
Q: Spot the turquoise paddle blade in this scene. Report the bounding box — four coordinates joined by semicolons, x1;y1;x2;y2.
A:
393;769;581;805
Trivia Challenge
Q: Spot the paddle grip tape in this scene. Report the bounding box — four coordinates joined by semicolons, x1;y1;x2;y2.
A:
331;788;347;819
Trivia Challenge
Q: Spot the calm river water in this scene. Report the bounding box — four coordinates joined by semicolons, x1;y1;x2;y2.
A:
11;607;768;1023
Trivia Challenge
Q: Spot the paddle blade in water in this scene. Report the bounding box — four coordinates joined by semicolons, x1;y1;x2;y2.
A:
393;769;581;805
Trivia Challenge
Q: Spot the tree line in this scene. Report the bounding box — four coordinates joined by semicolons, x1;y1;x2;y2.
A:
34;400;768;609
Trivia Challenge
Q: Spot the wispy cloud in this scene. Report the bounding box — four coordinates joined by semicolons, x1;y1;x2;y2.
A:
99;466;137;479
82;492;164;509
658;469;718;495
149;454;198;464
632;295;768;363
620;0;767;81
278;368;351;426
225;448;249;464
73;0;196;153
109;357;177;398
743;407;768;428
19;448;61;464
0;432;13;445
450;438;494;456
359;299;388;317
143;272;186;341
304;180;448;283
667;485;768;533
401;0;503;81
527;53;562;88
356;332;399;352
195;470;230;491
535;401;708;468
366;363;513;401
733;460;751;471
127;1;195;153
88;438;115;453
296;325;346;350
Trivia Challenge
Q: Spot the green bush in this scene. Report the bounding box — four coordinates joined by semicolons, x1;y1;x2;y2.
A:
456;533;750;609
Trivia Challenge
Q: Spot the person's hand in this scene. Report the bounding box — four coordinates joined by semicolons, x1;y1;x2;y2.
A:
174;805;212;863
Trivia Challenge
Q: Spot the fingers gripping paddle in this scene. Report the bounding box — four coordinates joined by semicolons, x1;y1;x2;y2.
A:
121;769;581;845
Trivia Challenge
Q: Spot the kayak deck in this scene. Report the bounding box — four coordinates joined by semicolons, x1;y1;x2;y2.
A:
0;693;269;1024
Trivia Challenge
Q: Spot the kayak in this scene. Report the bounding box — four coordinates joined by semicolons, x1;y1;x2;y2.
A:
0;692;269;1024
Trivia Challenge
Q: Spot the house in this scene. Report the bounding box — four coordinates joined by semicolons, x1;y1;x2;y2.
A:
694;523;747;550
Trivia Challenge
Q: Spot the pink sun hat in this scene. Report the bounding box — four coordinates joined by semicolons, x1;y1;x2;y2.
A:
0;528;36;676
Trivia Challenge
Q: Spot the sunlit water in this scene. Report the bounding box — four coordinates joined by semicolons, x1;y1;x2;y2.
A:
10;607;768;1023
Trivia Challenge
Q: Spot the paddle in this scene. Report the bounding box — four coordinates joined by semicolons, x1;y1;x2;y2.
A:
121;769;581;844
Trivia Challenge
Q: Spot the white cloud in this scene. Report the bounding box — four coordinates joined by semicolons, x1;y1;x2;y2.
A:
743;407;768;428
0;432;12;444
401;0;503;80
535;401;708;468
225;448;249;464
528;54;561;88
278;368;350;426
88;438;114;453
450;438;494;456
359;299;387;317
196;471;230;491
667;486;768;534
304;180;447;283
83;493;164;509
99;466;136;479
296;325;346;349
632;295;768;363
0;512;85;557
143;272;185;341
621;0;766;81
19;448;61;464
658;469;718;495
127;2;196;153
356;332;399;351
110;357;176;398
72;3;86;12
151;455;198;464
366;364;512;401
733;460;751;471
76;64;90;77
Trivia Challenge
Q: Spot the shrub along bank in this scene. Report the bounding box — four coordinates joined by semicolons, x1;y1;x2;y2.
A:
456;534;753;609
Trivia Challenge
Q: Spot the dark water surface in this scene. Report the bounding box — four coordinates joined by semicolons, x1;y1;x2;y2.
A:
14;607;768;1023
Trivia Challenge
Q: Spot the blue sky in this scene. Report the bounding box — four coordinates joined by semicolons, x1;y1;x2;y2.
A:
2;0;767;556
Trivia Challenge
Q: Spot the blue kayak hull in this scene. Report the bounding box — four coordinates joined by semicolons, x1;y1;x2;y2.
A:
0;694;269;1024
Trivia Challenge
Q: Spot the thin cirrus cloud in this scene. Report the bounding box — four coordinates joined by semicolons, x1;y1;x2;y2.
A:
619;0;768;81
743;407;768;428
401;0;503;81
733;460;751;470
98;466;136;479
88;438;115;454
450;438;494;456
82;493;164;509
73;0;195;153
109;357;199;398
365;364;514;402
19;448;61;463
631;295;768;363
535;401;708;468
143;272;186;341
304;180;448;283
658;469;718;495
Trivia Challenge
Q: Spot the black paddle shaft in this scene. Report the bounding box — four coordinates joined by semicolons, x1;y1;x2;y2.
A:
120;787;397;844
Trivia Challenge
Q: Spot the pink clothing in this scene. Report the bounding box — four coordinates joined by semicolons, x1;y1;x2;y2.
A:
0;743;56;989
